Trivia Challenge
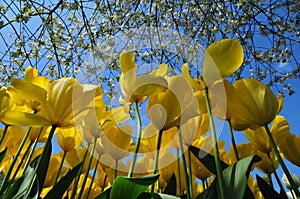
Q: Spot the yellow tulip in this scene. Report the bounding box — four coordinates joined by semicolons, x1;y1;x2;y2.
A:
119;50;136;74
248;175;264;199
244;127;272;154
119;50;168;103
24;66;50;89
99;155;129;183
229;142;256;164
70;174;102;199
170;116;209;150
230;78;282;131
100;124;132;161
80;102;130;140
193;136;230;165
3;77;99;127
129;156;151;177
272;116;300;167
158;159;177;191
137;123;176;155
28;126;51;143
0;87;30;125
148;75;199;131
65;146;97;173
188;150;212;180
43;154;68;187
57;127;83;152
181;63;206;91
255;150;279;174
210;79;235;120
7;66;50;112
0;126;30;156
203;39;243;85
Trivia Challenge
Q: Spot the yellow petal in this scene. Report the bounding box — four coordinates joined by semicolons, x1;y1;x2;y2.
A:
11;78;47;107
148;76;198;130
210;80;234;120
2;111;51;126
244;127;272;153
30;76;51;90
57;127;82;152
150;63;168;76
230;78;279;131
182;63;205;90
120;50;136;74
102;125;132;160
133;75;168;98
203;39;243;79
25;66;38;81
277;93;283;114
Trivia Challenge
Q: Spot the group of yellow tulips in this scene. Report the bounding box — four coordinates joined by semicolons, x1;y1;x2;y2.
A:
0;38;299;199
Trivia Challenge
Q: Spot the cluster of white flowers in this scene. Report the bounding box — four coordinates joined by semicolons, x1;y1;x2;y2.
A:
0;0;299;96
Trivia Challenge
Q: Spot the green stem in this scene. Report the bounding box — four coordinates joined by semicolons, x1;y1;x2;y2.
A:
289;189;296;199
227;119;239;161
202;179;206;190
177;148;182;195
128;101;142;177
102;174;107;192
267;173;274;188
78;137;97;199
0;126;33;194
9;141;33;185
151;130;163;193
204;86;225;199
264;124;300;196
0;125;9;146
178;127;191;199
187;148;193;197
70;144;90;199
24;125;57;198
86;153;101;199
54;150;67;185
267;153;287;197
205;179;208;189
153;130;163;174
114;159;118;180
23;127;44;172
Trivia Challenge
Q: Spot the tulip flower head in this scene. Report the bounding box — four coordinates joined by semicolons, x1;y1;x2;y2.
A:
119;50;168;103
230;78;282;131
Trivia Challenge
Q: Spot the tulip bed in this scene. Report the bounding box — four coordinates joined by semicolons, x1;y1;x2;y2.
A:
0;39;299;198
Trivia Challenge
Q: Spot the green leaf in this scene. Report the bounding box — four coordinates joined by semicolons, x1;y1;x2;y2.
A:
196;179;218;199
4;176;24;199
196;155;260;199
189;145;228;174
36;139;52;193
0;148;7;163
44;162;82;199
109;174;160;199
138;192;181;199
126;174;160;185
94;187;111;199
11;165;39;199
162;173;176;195
222;155;260;199
256;175;285;199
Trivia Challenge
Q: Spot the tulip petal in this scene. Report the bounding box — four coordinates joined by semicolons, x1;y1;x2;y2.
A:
133;75;168;97
2;111;51;126
182;63;205;90
203;39;243;79
150;63;168;76
11;78;47;106
120;50;136;74
25;66;38;81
